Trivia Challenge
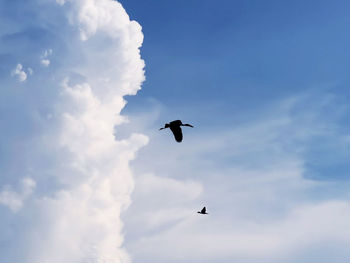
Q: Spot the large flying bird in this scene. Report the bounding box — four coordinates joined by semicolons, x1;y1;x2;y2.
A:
159;120;193;142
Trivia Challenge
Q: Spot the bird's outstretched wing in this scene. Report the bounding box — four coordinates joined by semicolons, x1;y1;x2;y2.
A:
201;207;206;214
170;126;183;142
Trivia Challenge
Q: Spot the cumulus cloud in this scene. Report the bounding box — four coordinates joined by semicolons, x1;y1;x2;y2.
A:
0;0;146;262
58;0;143;44
11;63;27;82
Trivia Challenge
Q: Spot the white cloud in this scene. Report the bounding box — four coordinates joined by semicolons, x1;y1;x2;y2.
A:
40;49;52;67
0;0;146;262
11;63;27;82
0;178;36;213
60;0;143;45
125;173;203;232
124;93;350;263
130;201;350;263
41;59;50;66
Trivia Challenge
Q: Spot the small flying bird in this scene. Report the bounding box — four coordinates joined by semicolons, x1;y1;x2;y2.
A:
159;120;194;142
197;207;208;215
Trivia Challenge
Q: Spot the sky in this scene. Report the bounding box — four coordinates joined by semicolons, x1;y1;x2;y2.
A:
121;0;350;111
1;0;350;263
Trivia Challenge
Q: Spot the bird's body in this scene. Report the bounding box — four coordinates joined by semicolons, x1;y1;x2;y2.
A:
197;207;208;214
159;120;193;142
169;120;183;142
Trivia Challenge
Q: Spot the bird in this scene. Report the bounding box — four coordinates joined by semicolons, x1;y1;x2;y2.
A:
197;207;208;214
159;120;194;142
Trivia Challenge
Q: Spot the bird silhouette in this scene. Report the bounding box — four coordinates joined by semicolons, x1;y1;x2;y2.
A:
159;120;193;142
197;207;208;214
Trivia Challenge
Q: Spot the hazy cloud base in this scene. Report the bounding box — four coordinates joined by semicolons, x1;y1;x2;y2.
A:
124;92;350;263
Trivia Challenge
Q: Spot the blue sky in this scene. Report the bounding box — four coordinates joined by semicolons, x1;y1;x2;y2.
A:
119;0;350;181
122;0;350;112
118;1;350;262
